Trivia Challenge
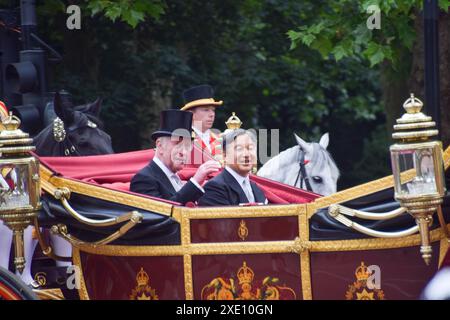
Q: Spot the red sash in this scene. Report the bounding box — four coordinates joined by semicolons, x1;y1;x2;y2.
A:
189;131;222;167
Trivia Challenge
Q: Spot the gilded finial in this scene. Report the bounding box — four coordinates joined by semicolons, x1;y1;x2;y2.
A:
2;112;21;131
225;112;242;130
403;93;423;114
392;93;437;141
0;111;34;154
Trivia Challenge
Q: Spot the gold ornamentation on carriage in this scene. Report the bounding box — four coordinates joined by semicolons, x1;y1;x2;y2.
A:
237;219;248;240
129;267;159;300
201;261;296;300
224;112;242;132
345;262;385;300
34;272;47;287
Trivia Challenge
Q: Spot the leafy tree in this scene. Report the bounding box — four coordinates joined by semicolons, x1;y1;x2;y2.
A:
288;0;450;146
32;0;401;188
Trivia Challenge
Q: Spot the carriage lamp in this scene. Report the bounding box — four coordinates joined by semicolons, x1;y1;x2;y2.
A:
390;94;446;265
0;113;41;273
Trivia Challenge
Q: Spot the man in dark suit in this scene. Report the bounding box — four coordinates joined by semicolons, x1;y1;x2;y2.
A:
130;109;220;204
198;129;267;206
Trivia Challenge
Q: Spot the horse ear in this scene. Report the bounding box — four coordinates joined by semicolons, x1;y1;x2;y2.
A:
53;91;74;124
294;133;313;154
86;98;102;117
319;133;329;149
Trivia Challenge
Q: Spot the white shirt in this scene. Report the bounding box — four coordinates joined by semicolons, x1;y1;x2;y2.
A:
225;167;255;203
193;127;211;152
153;156;204;193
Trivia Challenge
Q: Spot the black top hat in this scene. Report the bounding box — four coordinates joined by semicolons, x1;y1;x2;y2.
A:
151;110;193;141
181;84;223;111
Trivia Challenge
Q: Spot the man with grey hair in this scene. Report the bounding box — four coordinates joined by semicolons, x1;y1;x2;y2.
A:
198;129;267;206
131;110;220;204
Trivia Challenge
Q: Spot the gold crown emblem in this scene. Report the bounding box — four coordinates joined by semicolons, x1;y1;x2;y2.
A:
225;112;242;130
237;261;254;285
355;262;371;282
136;267;150;287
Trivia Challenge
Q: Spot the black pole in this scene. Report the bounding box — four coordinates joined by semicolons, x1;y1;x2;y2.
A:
423;0;441;139
20;0;37;50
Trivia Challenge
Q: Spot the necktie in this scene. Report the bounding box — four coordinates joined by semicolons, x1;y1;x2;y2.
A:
242;179;255;203
171;174;183;191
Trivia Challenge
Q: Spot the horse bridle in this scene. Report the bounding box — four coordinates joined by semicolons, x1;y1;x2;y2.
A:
293;148;313;192
52;117;97;156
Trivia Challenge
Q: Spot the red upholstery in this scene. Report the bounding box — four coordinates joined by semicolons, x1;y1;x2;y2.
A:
39;149;320;205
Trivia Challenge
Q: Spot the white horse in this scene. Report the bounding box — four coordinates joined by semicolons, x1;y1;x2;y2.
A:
257;133;339;196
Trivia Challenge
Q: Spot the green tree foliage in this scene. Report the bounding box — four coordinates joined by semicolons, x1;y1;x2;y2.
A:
287;0;447;68
35;0;396;188
86;0;165;28
38;0;166;28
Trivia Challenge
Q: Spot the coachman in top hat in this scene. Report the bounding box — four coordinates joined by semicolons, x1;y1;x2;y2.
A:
181;85;223;167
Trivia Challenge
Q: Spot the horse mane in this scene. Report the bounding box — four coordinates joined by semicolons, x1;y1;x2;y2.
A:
33;123;61;156
33;110;104;156
73;104;105;129
258;142;340;184
309;143;340;181
257;145;299;182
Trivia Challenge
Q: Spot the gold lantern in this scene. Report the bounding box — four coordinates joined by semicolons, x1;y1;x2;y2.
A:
327;94;447;265
390;94;446;265
0;113;41;273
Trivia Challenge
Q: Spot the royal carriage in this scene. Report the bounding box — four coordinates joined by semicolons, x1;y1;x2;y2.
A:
0;98;449;301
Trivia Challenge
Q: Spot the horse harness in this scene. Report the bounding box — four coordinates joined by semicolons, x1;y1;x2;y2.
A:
52;117;97;156
293;148;313;192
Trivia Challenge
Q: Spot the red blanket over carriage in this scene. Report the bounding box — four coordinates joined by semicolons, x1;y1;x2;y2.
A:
39;149;320;205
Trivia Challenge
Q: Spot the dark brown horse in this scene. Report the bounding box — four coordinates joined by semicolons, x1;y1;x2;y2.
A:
34;91;114;156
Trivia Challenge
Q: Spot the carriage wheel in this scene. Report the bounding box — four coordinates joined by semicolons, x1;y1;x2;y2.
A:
0;267;38;300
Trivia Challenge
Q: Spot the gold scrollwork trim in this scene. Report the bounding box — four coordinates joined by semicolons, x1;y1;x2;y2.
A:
310;145;450;216
32;288;64;300
184;255;193;300
300;251;312;300
181;210;191;246
298;212;312;300
443;145;450;170
72;247;90;300
39;165;173;216
188;241;295;255
174;204;304;221
181;207;194;299
309;175;396;214
73;227;446;257
74;244;185;256
309;227;445;252
41;178;58;195
71;220;448;258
